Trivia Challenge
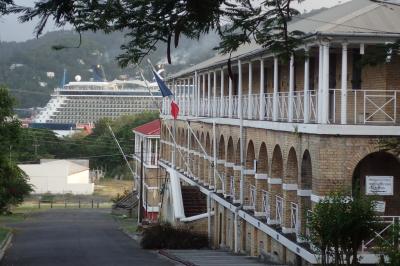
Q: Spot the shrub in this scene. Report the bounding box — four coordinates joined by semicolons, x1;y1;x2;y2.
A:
140;223;208;249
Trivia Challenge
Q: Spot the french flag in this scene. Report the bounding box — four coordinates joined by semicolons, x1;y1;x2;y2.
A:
153;70;179;119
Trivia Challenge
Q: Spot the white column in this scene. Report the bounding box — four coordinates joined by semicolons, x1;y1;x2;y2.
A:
213;71;217;117
182;79;186;116
228;74;233;118
192;75;195;116
196;72;200;116
220;68;225;116
259;59;265;120
288;54;295;122
318;45;324;123
202;74;206;116
321;43;330;124
272;56;279;121
238;60;243;119
303;47;310;123
187;78;190;116
207;72;211;116
148;139;152;164
341;43;348;124
248;61;253;119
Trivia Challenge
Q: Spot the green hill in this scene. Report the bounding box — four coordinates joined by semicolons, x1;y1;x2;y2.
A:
0;30;219;109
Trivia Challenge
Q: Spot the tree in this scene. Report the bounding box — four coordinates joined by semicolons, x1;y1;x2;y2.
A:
0;86;33;214
306;191;379;266
7;0;303;66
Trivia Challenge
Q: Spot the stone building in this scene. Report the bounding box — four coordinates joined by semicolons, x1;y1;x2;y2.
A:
158;0;400;264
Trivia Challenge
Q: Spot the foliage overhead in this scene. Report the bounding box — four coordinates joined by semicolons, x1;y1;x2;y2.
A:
5;0;304;66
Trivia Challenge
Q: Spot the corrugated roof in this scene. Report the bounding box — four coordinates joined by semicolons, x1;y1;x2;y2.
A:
132;119;161;136
169;0;400;78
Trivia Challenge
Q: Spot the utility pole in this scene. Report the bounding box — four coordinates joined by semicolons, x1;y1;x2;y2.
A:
138;140;144;224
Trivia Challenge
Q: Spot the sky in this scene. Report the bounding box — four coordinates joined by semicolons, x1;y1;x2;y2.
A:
0;0;351;42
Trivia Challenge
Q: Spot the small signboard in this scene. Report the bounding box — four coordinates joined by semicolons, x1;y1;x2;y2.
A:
373;201;386;213
366;176;393;196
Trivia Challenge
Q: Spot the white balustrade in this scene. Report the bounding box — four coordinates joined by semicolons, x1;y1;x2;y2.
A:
160;88;399;126
249;184;256;209
232;96;239;118
262;190;270;220
290;202;300;235
230;176;235;199
276;195;284;226
362;216;400;252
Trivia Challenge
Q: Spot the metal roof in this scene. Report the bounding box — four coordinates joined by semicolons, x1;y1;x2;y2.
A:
169;0;400;78
132;119;161;136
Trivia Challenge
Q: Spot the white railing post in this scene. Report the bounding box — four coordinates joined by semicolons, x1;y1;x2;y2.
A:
259;59;265;120
341;43;348;124
248;61;253;119
273;56;279;121
304;47;310;123
288;54;295;122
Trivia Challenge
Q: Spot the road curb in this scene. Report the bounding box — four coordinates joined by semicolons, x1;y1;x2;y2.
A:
158;250;197;266
0;232;13;261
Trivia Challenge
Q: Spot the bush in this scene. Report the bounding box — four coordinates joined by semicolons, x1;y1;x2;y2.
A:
140;223;209;249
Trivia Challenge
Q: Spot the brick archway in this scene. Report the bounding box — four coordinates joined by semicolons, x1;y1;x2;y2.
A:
271;145;283;179
257;142;268;174
285;147;298;184
353;151;400;216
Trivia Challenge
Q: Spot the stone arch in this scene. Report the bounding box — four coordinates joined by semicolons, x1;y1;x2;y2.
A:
300;150;312;189
353;151;400;216
246;141;256;169
257;142;268;174
271;145;283;179
219;135;226;160
206;133;211;155
285;147;298;184
227;137;235;163
235;139;241;165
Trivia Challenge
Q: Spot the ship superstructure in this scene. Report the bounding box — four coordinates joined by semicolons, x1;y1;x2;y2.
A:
34;79;161;124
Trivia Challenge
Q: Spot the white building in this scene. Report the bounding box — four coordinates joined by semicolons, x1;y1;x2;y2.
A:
19;159;94;195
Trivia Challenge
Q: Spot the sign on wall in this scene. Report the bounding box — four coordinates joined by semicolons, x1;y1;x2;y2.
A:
366;176;393;196
372;201;386;213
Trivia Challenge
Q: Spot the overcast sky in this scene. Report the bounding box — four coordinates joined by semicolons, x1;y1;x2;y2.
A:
0;0;350;42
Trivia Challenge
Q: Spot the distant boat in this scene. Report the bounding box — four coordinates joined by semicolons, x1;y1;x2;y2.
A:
33;78;162;125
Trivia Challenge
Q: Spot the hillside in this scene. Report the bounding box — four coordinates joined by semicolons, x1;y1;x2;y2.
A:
0;30;220;109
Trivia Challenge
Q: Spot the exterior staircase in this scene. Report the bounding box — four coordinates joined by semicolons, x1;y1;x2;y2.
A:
181;186;207;217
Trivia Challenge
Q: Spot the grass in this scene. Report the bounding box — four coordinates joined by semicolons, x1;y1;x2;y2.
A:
0;227;10;244
113;214;138;235
93;179;133;200
0;213;26;224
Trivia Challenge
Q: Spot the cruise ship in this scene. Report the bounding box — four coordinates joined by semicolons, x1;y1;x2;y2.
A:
34;78;162;124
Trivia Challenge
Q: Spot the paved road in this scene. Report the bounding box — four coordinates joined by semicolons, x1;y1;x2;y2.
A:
1;209;174;266
166;250;283;266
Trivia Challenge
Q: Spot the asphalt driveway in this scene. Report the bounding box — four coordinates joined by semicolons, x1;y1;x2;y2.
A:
1;209;173;266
